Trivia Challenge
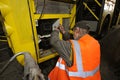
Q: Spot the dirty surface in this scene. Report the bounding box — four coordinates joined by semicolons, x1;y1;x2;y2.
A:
100;25;120;80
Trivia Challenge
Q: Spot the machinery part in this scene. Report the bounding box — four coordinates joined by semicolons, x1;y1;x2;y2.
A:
37;19;56;50
100;25;120;80
0;52;45;80
100;15;110;38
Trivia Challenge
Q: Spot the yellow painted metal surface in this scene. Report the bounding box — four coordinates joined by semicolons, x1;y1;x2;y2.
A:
0;0;38;64
94;0;102;7
83;2;99;20
38;53;58;63
34;14;71;20
0;40;7;42
116;13;120;25
69;4;76;29
35;4;76;63
0;0;76;64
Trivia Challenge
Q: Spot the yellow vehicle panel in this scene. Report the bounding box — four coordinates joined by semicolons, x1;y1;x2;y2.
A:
0;0;39;64
0;0;76;64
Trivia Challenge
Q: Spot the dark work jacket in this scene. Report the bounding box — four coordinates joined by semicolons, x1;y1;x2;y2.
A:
50;30;73;66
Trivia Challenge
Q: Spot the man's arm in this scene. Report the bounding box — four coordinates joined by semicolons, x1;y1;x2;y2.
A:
62;31;71;40
50;30;73;67
58;24;72;40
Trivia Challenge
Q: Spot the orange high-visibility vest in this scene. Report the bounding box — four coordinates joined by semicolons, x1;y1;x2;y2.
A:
48;34;101;80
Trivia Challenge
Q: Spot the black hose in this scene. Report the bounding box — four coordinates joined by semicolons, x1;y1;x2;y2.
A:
39;0;46;19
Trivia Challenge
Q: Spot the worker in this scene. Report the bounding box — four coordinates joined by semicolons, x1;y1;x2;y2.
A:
48;20;101;80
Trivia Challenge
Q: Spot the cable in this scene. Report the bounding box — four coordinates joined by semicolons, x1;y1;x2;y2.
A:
0;52;25;75
0;52;45;80
39;0;46;19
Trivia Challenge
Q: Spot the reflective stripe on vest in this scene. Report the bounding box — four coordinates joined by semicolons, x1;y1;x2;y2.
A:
56;40;99;78
56;58;65;70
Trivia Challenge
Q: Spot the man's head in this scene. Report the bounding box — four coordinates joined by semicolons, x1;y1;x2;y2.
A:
73;20;90;40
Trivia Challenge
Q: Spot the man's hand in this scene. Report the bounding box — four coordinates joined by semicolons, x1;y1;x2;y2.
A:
53;26;59;31
58;24;66;34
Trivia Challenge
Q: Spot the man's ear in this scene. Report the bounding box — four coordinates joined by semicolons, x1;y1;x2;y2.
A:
76;27;80;33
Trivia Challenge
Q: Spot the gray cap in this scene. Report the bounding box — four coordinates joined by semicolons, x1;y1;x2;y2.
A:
74;20;90;30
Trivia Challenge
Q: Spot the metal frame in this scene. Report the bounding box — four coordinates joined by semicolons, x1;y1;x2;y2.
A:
0;0;76;64
34;3;76;63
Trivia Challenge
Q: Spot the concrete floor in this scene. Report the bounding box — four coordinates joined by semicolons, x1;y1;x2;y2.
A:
0;42;23;80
